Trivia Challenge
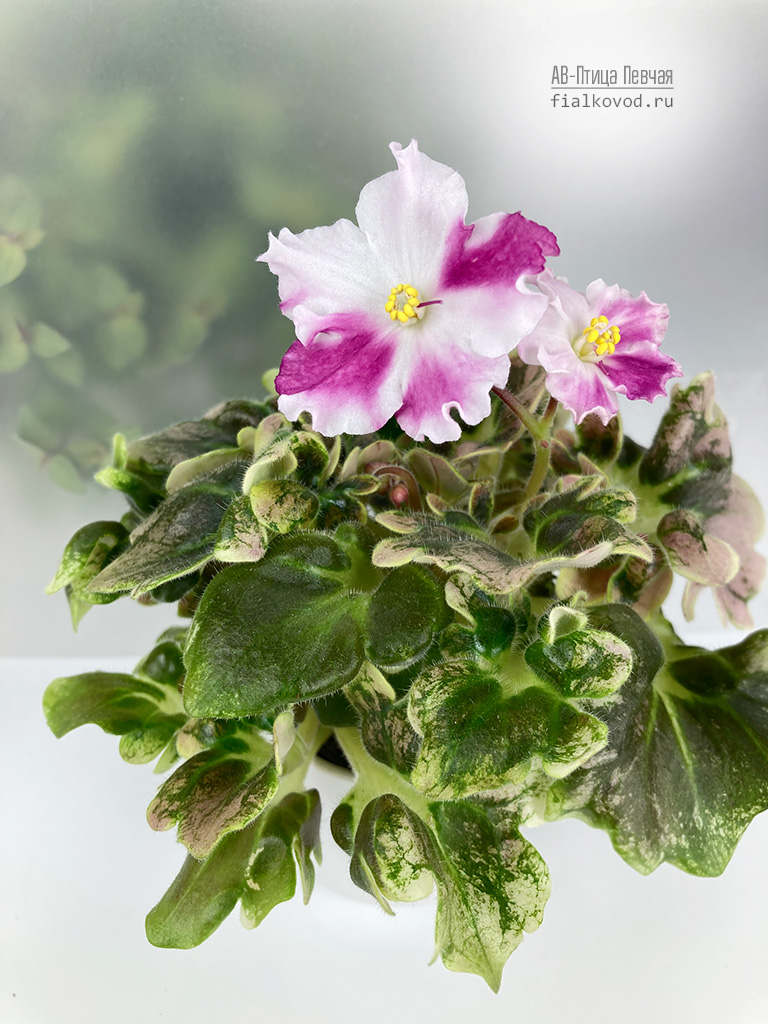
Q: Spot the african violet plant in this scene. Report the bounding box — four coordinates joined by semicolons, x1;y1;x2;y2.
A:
44;141;767;991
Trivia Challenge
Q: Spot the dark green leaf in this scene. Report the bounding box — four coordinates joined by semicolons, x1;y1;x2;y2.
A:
183;534;368;717
547;606;768;875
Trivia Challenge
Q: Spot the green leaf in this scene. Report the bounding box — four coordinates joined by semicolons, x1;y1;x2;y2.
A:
146;822;257;949
146;787;321;948
639;372;731;515
524;477;652;562
241;789;322;927
430;800;549;991
127;419;242;477
29;322;71;358
183;534;369;717
346;662;420;773
94;313;147;370
408;656;608;800
346;795;550;991
249;478;320;533
212;492;266;563
47;520;129;596
87;476;239;596
147;724;278;858
43;641;186;765
0;236;28;287
547;606;768;876
373;511;615;595
365;564;446;671
0;318;28;372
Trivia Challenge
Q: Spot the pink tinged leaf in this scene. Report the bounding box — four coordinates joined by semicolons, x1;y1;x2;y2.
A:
275;314;400;437
657;508;740;586
584;280;669;347
395;344;511;444
601;341;683;402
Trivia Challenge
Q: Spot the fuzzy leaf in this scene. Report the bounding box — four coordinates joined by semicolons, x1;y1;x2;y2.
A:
241;789;322;926
547;605;768;875
408;657;608;800
212;492;266;563
639;372;731;515
182;534;369;717
43;639;186;765
524;477;652;562
146;823;257;949
88;473;242;596
657;507;739;586
374;511;614;594
346;663;420;774
147;727;278;859
346;795;550;991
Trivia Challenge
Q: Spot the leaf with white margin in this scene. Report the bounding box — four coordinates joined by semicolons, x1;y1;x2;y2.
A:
145;788;321;948
43;638;186;765
212;493;266;563
657;507;739;586
547;604;768;876
524;477;652;562
87;472;241;597
147;722;278;858
373;511;613;595
346;794;550;992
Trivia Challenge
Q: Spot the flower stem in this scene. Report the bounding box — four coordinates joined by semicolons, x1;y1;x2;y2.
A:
492;389;559;503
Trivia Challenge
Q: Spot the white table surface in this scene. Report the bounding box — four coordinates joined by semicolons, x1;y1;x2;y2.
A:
2;657;767;1024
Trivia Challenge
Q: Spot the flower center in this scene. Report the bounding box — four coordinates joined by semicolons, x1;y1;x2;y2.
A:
573;315;621;362
385;283;422;325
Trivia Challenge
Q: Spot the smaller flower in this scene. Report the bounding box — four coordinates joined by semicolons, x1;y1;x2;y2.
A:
517;270;682;424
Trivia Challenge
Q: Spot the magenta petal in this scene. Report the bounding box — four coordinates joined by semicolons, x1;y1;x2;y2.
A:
542;362;619;426
439;212;559;291
396;345;511;444
601;341;682;402
275;314;399;436
585;280;669;347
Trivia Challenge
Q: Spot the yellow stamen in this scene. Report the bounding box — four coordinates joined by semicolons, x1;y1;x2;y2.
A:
574;314;621;361
384;281;423;324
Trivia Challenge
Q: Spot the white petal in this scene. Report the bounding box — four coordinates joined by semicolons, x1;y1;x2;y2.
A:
257;219;384;343
354;140;469;287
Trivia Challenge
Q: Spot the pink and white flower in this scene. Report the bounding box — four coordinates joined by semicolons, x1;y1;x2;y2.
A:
517;270;682;424
257;141;558;443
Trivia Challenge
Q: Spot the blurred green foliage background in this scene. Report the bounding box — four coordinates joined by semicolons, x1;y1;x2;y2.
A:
0;0;383;490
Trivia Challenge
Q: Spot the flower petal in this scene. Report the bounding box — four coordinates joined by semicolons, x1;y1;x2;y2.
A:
585;280;669;347
257;219;383;344
440;211;559;294
545;361;619;425
601;341;683;402
355;140;469;286
516;297;580;370
396;339;511;444
534;269;591;327
275;314;401;436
